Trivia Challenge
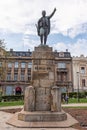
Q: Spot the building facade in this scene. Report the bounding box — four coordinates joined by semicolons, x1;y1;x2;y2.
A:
0;48;32;95
54;50;72;93
72;55;87;92
0;48;72;95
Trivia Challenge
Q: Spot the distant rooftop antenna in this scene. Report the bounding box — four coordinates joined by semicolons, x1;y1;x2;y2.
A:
55;50;57;52
10;48;13;52
66;49;68;52
28;49;30;52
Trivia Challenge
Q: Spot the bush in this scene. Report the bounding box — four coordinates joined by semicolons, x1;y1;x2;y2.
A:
1;95;24;102
62;92;87;99
79;92;86;98
0;96;2;102
68;92;77;98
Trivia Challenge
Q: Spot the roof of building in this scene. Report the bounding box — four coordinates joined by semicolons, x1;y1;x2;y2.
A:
7;48;71;58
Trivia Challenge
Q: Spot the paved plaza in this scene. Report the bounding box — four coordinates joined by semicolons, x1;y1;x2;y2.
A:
0;103;87;130
0;111;77;130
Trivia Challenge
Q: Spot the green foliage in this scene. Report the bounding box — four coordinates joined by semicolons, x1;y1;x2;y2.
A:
69;98;87;103
1;95;24;102
68;92;77;98
62;92;87;99
0;39;8;81
0;100;24;107
0;96;2;102
0;39;6;49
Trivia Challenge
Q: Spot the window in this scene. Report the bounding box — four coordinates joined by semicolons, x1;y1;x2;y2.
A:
28;62;32;68
6;86;13;95
8;62;12;68
58;63;66;68
28;75;31;81
27;68;31;81
59;52;64;57
7;74;11;80
21;62;26;68
82;79;85;87
20;74;25;81
57;72;67;81
14;68;18;73
81;67;85;74
14;74;18;81
0;62;2;67
14;62;18;68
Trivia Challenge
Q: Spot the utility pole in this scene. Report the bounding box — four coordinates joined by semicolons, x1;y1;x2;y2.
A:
77;72;80;102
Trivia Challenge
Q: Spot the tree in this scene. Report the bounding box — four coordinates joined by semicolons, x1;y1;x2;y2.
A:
0;39;7;95
0;39;6;49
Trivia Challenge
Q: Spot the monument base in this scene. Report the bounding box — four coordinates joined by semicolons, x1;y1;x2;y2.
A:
6;111;78;128
18;110;67;122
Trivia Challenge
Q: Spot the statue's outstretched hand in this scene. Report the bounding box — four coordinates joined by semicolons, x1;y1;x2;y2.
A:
54;8;56;12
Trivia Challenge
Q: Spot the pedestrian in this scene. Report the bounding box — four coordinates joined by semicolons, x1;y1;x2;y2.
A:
65;94;69;104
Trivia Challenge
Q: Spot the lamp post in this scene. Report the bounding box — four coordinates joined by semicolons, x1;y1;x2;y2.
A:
77;72;80;102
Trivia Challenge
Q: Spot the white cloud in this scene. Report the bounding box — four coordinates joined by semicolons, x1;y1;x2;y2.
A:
53;39;87;56
50;0;87;31
0;0;87;35
23;35;39;50
0;0;52;33
67;23;87;38
23;35;87;56
69;39;87;56
0;0;87;55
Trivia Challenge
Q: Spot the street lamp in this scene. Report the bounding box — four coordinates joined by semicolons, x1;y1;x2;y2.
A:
77;72;80;102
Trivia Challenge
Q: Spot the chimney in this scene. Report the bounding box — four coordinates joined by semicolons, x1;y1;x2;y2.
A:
28;49;30;52
54;50;57;52
10;48;13;52
66;49;68;52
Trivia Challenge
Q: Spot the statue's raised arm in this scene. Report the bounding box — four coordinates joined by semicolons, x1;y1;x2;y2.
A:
48;8;56;19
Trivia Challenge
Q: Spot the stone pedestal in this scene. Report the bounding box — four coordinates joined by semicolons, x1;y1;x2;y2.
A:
18;45;67;122
32;45;55;112
7;45;78;128
18;110;67;122
24;86;35;111
51;86;61;112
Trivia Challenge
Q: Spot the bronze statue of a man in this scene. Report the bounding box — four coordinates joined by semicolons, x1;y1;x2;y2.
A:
36;8;56;45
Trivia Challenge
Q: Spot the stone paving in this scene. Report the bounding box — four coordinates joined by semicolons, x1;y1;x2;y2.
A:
0;111;78;130
0;103;86;130
62;103;87;107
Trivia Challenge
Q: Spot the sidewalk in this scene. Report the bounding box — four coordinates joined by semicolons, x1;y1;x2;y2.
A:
0;103;87;110
0;105;23;110
0;103;86;130
62;103;87;107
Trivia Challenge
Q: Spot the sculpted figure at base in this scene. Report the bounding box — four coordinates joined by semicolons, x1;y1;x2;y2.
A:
36;8;56;45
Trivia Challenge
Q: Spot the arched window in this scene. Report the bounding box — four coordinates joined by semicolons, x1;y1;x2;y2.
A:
15;87;22;95
81;67;85;74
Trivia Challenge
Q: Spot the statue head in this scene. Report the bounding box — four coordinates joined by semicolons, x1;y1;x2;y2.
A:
42;10;46;17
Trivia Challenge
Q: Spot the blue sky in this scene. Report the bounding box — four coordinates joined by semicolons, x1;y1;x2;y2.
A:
0;0;87;56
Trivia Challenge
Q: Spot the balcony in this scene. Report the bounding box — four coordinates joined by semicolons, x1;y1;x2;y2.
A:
55;81;72;87
57;68;68;72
